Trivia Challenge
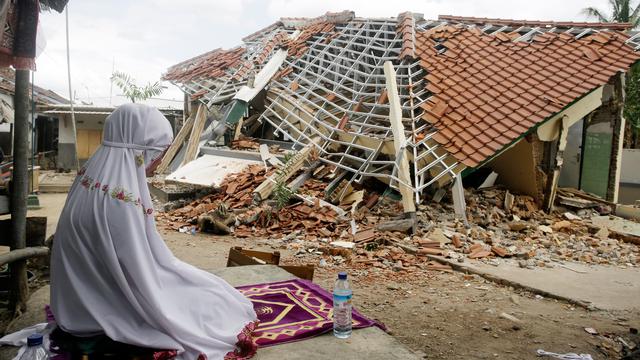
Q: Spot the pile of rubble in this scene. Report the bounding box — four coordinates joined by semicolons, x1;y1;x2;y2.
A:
155;164;640;272
156;164;349;239
415;189;640;269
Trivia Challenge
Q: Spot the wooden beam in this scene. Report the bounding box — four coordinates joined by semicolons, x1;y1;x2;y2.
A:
181;104;208;166
155;111;196;174
452;176;469;227
537;86;604;141
233;117;244;141
252;138;320;202
383;61;416;217
544;115;571;212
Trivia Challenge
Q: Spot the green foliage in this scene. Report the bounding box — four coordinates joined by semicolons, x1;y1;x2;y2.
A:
584;0;640;141
625;62;640;134
282;152;295;164
273;178;295;210
272;153;298;210
110;71;166;103
364;242;379;251
582;0;640;27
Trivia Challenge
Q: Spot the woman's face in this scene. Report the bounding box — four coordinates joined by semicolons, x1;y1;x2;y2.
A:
145;148;167;177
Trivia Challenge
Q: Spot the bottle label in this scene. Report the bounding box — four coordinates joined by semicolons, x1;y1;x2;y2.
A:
333;294;352;303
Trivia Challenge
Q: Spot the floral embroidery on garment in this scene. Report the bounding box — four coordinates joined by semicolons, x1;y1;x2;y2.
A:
135;153;145;167
224;321;259;360
76;168;154;217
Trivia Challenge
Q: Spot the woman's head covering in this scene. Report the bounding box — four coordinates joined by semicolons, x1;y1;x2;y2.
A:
50;104;257;359
102;103;173;173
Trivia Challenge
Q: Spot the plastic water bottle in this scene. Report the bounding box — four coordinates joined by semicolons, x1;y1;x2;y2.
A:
19;334;48;360
333;271;352;338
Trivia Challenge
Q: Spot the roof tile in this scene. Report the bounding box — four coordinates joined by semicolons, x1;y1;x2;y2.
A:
414;24;640;167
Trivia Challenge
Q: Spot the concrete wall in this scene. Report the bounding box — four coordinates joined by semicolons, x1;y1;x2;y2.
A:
0;92;14;155
57;114;76;170
619;149;640;204
487;137;539;198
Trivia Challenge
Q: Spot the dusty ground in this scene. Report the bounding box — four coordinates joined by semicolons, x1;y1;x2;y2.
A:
2;194;638;359
162;229;640;360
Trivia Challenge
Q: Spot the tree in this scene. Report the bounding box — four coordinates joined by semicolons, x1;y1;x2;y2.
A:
110;71;166;103
583;0;640;26
583;0;640;148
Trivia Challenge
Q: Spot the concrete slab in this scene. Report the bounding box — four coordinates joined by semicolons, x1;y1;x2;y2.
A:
591;215;640;237
165;154;261;187
39;172;75;193
213;266;418;360
431;257;640;311
0;266;418;360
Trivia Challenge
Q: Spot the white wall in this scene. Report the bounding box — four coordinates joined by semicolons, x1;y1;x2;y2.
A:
621;149;640;185
58;114;74;143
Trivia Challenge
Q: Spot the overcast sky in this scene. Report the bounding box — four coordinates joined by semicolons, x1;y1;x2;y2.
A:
36;0;611;108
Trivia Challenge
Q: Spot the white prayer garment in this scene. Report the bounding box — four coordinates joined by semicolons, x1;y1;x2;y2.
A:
50;104;258;360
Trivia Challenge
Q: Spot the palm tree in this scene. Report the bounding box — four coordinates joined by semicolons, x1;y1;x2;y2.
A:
110;71;166;103
583;0;640;26
584;1;640;148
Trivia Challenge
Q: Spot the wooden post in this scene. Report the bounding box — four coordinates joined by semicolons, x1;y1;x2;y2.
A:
155;111;196;174
233;117;244;141
10;69;30;313
606;72;625;203
181;104;207;166
252;139;319;203
383;61;416;227
544;115;571;212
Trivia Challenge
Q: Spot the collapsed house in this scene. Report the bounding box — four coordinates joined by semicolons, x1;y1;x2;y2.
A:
161;11;640;214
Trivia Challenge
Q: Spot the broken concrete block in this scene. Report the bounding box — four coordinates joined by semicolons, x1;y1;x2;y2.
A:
564;212;581;221
551;220;572;231
331;241;355;249
508;221;529;232
595;227;609;240
428;228;450;244
537;225;553;234
504;190;514;211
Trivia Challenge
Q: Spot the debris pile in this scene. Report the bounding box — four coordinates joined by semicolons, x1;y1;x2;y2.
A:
157;164;349;239
155;161;640;273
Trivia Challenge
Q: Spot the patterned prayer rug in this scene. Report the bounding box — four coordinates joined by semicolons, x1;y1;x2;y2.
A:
236;279;382;346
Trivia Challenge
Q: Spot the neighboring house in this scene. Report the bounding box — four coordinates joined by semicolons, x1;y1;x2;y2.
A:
0;67;68;159
163;11;640;208
38;104;183;169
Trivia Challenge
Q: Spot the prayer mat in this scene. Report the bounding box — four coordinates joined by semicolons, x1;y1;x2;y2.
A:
236;279;383;346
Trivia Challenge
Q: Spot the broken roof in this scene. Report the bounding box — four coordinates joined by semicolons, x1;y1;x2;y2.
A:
416;25;639;167
164;11;640;200
0;67;68;105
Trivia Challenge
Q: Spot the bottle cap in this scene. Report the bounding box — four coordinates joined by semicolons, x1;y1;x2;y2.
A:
27;333;43;346
338;272;347;280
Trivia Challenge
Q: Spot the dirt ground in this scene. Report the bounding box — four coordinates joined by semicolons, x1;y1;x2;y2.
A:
3;194;639;359
162;229;640;360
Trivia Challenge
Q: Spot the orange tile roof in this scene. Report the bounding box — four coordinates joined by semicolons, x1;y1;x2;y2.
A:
397;12;416;60
416;25;640;167
163;47;246;83
164;16;340;86
438;15;633;30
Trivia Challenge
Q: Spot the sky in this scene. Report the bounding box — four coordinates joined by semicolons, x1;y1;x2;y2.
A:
35;0;612;108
